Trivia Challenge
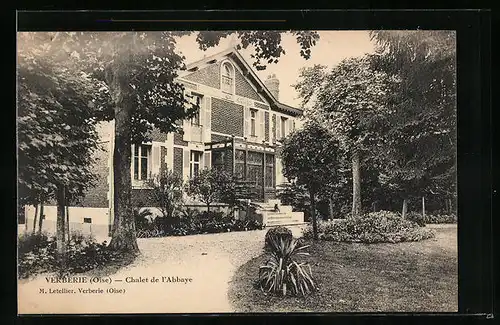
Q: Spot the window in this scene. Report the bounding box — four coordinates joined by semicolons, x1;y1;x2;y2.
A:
281;117;287;138
133;144;152;181
221;62;234;93
190;150;203;178
250;109;257;137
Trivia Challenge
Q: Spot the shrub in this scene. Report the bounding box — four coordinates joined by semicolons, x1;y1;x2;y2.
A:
303;210;435;243
264;226;293;251
18;232;57;278
425;213;457;224
406;211;457;225
18;232;131;279
405;211;426;226
258;234;316;297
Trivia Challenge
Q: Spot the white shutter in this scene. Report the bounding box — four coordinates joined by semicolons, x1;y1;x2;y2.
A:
204;97;211;142
259;110;265;142
204;152;211;169
182;120;191;142
287;119;293;137
276;115;281;141
151;144;160;178
244;107;249;138
183;148;190;182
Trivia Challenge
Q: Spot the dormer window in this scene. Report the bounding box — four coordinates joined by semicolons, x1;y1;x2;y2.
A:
221;62;234;94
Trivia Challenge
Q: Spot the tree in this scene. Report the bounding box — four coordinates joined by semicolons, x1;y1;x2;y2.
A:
369;31;457;213
146;169;184;219
186;168;235;212
20;31;320;253
17;32;108;256
280;121;341;239
294;57;398;217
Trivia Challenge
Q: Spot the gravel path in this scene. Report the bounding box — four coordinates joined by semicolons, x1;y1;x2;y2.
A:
19;228;299;314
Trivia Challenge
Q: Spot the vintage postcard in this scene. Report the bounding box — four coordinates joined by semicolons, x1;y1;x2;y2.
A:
17;29;457;314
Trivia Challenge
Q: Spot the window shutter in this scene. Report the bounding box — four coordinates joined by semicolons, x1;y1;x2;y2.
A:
151;144;160;178
182;120;191;142
287;119;293;136
204;97;211;142
183;148;190;181
276;115;281;141
244;107;249;138
204;152;211;169
130;144;135;181
259;110;265;142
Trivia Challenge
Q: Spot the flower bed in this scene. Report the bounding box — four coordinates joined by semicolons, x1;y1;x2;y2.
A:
303;211;435;243
136;210;264;238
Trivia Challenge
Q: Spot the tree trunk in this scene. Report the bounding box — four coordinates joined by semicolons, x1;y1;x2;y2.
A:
401;199;408;218
448;198;452;214
56;186;66;257
351;150;362;218
207;202;211;213
38;201;45;233
328;197;334;219
310;189;318;240
422;196;426;219
108;91;139;254
65;204;70;242
32;203;38;234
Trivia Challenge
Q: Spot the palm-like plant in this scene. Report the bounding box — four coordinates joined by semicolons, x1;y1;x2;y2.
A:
258;235;316;297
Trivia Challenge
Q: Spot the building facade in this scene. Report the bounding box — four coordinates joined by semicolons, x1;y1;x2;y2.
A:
21;48;303;237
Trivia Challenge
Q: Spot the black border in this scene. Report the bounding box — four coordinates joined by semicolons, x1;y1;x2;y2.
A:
10;9;493;323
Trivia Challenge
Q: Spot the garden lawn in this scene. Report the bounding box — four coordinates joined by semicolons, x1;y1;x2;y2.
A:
228;224;457;312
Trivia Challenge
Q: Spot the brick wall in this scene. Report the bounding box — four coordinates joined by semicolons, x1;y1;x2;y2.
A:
77;142;110;208
173;147;183;176
211;133;231;143
235;68;262;101
211;98;244;137
183;62;220;89
173;132;188;146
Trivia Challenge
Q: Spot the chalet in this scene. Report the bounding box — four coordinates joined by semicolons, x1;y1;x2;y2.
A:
21;47;304;237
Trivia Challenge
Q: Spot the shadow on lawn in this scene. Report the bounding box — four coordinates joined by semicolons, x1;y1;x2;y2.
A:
228;226;457;313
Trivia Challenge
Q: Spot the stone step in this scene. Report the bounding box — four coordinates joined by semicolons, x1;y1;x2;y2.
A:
265;219;304;226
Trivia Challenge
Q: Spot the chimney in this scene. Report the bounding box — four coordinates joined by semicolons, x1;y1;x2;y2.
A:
264;74;279;100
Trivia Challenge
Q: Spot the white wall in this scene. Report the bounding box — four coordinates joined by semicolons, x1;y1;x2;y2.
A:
23;205;110;239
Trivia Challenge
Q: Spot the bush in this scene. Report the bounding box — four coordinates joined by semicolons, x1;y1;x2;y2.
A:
18;232;129;279
406;211;457;225
303;210;435;243
264;226;293;251
18;232;56;278
405;211;426;227
258;234;316;296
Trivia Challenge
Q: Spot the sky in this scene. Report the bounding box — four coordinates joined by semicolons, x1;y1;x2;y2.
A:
175;31;376;107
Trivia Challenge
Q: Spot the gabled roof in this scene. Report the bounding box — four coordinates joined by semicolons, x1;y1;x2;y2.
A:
179;47;303;116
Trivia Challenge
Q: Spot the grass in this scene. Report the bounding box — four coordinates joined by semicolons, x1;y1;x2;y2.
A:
228;225;457;312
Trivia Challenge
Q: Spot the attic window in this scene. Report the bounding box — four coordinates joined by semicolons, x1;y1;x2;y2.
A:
188;67;199;72
207;59;217;64
221;62;234;94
